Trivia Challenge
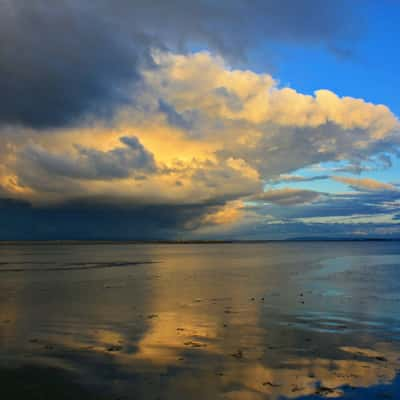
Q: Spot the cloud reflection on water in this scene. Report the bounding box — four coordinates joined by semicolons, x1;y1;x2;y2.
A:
0;242;400;399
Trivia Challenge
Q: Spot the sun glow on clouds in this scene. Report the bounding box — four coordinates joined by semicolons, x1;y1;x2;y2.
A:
0;51;399;235
332;176;398;192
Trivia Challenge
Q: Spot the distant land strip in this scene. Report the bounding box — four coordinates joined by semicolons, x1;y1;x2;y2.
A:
0;238;399;245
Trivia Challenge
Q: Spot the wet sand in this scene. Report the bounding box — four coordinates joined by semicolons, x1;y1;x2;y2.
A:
1;242;400;399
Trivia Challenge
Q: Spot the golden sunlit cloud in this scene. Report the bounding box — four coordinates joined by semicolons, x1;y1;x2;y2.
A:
332;176;397;192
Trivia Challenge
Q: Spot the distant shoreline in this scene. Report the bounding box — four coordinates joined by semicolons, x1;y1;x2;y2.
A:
0;238;399;245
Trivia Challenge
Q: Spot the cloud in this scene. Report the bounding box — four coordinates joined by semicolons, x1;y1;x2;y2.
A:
332;176;398;192
0;3;399;242
252;190;400;220
229;220;400;240
251;188;322;205
0;197;223;240
0;1;149;128
0;0;361;129
198;189;400;239
142;52;399;179
20;136;156;181
269;174;330;184
5;129;261;205
0;48;398;238
200;200;244;226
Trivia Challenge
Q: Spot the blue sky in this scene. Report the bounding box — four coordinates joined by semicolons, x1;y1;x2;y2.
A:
248;2;400;114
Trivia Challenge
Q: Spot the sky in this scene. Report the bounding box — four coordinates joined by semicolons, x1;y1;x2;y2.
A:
0;0;399;240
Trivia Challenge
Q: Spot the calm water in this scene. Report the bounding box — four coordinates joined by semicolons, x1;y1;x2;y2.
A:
1;242;400;399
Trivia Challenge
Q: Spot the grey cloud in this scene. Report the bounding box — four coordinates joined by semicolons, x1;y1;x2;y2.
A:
214;87;243;112
378;154;393;169
251;188;322;205
331;163;369;174
1;183;399;241
214;190;400;240
20;136;156;181
0;1;150;128
0;0;360;129
218;123;400;180
332;154;394;174
249;190;400;220
216;220;400;241
3;192;398;241
158;100;195;130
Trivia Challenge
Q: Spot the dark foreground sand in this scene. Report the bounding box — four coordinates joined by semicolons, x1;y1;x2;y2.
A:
1;242;400;399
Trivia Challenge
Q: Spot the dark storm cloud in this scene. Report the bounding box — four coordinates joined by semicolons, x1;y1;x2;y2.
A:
0;197;222;240
20;136;156;181
0;1;150;128
0;0;359;129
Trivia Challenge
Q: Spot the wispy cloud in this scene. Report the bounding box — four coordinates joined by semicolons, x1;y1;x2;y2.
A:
269;174;330;184
251;188;323;205
331;176;398;192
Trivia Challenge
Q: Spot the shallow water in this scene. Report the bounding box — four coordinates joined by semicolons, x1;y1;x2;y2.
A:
1;242;399;399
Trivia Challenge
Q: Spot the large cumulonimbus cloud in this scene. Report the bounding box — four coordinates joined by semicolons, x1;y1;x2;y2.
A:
0;1;399;239
0;0;358;129
0;51;398;239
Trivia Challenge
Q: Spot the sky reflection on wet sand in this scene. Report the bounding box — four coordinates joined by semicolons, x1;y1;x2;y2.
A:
1;242;400;399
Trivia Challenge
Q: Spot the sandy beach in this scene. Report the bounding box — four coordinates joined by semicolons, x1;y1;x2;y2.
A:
1;241;399;399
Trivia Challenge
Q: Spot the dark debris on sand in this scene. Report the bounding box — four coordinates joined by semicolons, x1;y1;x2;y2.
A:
107;345;123;352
